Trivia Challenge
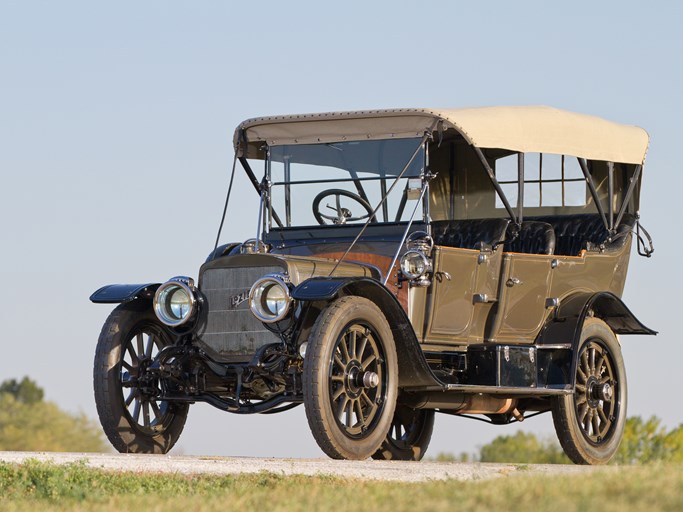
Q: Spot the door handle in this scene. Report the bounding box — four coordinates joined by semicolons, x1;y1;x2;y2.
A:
435;271;451;282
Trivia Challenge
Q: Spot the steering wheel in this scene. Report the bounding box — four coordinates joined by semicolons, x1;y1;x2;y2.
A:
312;189;376;225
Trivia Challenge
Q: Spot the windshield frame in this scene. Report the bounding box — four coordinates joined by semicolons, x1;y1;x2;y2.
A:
262;137;428;232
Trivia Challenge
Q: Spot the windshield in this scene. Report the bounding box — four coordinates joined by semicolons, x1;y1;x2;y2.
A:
267;138;425;228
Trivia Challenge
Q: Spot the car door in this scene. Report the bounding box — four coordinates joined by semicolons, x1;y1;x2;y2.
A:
424;245;504;343
494;253;554;340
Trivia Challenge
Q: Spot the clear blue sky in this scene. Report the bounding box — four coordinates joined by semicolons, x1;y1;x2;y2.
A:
1;1;681;457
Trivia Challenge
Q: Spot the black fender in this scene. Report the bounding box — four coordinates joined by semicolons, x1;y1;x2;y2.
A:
536;291;656;388
205;242;241;263
537;291;656;345
292;277;443;389
89;283;160;304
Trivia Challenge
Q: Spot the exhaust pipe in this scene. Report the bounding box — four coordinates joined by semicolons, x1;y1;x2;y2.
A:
402;392;518;415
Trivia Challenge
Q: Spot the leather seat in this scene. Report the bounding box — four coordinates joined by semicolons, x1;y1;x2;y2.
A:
505;221;556;255
528;214;636;256
432;218;510;250
431;214;635;256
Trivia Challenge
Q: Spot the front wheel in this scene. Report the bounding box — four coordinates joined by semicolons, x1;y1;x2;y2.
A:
93;304;189;453
303;297;398;460
552;317;627;464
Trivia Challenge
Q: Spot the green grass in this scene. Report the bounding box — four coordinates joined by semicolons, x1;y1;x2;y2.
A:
0;460;681;512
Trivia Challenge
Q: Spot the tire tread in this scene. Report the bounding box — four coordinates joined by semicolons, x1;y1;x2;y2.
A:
93;305;188;454
551;317;626;465
303;296;398;460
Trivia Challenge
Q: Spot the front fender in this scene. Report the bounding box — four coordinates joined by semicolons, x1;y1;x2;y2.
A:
89;283;161;304
205;242;241;263
291;277;351;301
292;277;443;389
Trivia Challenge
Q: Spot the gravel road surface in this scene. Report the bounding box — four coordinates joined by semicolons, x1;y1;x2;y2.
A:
0;451;609;482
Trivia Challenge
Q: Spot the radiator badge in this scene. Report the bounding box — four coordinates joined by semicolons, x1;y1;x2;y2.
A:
229;290;250;309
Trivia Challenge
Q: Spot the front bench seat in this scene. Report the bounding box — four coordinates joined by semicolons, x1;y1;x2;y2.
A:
505;221;556;255
432;218;510;250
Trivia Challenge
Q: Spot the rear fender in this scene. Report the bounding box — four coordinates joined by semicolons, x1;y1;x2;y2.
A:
292;277;442;388
536;291;656;388
89;283;160;304
537;291;656;346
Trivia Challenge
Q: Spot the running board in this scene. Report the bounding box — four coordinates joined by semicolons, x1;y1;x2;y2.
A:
406;383;571;395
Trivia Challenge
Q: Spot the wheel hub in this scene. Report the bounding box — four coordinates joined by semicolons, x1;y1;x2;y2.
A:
345;363;379;398
586;376;613;408
345;362;363;398
585;376;600;408
134;357;161;398
593;382;613;401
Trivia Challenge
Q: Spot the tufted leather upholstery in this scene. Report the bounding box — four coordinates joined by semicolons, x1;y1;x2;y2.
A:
431;214;635;255
432;218;510;250
505;221;556;255
528;214;636;256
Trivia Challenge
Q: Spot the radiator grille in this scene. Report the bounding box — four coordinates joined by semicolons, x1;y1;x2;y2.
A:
197;266;282;361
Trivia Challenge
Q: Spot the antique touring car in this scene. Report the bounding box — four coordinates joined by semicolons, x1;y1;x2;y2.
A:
91;106;655;464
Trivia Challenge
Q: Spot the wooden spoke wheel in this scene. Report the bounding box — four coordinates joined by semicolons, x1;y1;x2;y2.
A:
303;297;398;460
552;318;627;464
94;305;188;454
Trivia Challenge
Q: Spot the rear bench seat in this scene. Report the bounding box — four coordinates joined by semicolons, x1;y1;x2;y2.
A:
431;214;635;257
527;213;636;256
505;221;556;255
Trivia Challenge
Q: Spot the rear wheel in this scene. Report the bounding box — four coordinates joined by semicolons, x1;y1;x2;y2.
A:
93;304;188;453
372;405;435;461
303;297;398;460
552;317;626;464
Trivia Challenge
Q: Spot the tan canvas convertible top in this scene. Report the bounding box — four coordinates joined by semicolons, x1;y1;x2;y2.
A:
234;106;649;165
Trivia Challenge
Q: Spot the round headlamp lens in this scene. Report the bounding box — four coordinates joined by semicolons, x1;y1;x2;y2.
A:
249;276;292;323
154;281;196;326
400;250;430;279
167;287;191;319
263;283;287;315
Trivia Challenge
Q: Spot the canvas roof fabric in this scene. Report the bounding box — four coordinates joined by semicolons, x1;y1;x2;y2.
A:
234;106;649;165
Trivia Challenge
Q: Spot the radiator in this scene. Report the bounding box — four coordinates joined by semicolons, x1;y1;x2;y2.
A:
197;265;282;361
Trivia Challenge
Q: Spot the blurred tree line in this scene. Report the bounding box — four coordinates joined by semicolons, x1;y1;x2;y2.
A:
0;377;108;452
434;416;683;464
